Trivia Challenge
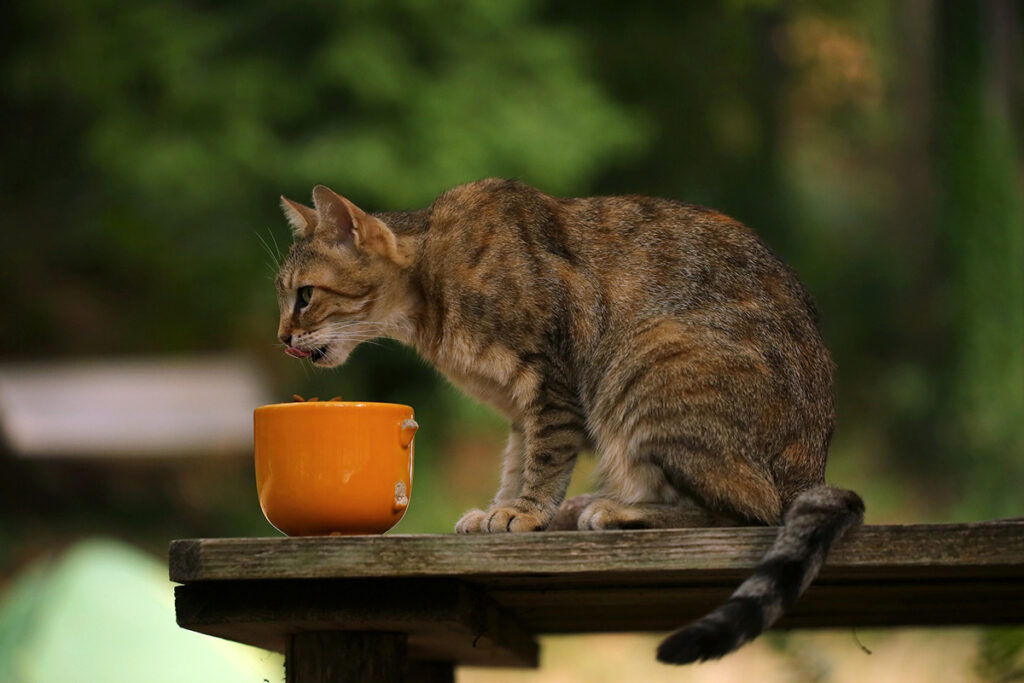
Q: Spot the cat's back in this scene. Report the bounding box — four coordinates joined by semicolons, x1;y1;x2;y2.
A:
563;192;814;318
429;178;779;271
423;179;819;329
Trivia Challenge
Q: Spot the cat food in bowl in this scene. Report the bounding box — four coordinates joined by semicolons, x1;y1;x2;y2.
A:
254;398;417;535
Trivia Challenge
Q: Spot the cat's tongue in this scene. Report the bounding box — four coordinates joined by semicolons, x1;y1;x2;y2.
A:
285;346;311;359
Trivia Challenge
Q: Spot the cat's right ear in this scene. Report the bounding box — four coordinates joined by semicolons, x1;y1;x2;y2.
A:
280;196;318;238
311;185;359;244
311;185;411;267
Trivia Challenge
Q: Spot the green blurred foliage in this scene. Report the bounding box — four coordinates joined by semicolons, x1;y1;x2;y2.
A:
8;0;645;209
2;0;1023;677
976;627;1024;682
1;0;645;356
1;0;1022;561
934;1;1024;519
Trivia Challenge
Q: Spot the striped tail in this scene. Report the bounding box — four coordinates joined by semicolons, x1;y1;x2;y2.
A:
656;485;864;665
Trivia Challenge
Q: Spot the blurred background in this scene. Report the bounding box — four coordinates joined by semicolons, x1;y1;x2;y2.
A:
1;0;1022;680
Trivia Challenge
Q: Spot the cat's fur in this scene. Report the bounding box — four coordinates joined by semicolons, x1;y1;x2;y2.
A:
274;179;864;663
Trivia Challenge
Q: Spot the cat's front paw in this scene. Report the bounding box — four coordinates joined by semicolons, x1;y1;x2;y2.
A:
455;504;549;533
484;506;547;532
455;508;489;534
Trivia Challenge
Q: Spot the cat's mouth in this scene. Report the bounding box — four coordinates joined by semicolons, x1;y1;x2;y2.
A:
284;345;330;363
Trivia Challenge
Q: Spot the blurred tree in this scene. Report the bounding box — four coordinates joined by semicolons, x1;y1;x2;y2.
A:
548;2;788;239
935;0;1024;518
0;0;648;540
976;626;1024;683
1;0;1021;533
1;0;646;356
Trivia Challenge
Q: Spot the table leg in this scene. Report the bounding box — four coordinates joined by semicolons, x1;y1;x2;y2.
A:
286;631;407;683
406;661;455;683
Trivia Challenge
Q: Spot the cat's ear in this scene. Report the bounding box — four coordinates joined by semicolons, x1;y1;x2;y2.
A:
280;196;318;238
311;185;411;266
311;185;358;243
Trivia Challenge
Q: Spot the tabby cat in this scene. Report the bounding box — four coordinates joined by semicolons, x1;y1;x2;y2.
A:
274;179;864;664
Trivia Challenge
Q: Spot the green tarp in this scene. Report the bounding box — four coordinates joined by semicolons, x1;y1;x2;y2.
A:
0;538;282;682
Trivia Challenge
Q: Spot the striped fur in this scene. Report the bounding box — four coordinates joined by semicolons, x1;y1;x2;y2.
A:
274;180;864;662
657;486;865;664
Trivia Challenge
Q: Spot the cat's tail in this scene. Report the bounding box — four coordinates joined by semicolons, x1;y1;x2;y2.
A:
656;485;864;665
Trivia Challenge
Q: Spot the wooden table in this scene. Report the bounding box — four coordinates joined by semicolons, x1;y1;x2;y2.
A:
170;520;1024;682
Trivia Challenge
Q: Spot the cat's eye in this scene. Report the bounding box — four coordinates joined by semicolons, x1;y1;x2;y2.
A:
297;286;313;308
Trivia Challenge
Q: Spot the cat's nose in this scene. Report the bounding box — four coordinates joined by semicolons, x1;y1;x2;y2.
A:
280;334;292;346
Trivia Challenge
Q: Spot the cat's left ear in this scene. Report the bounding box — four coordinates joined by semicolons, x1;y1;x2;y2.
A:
311;185;411;267
280;196;318;238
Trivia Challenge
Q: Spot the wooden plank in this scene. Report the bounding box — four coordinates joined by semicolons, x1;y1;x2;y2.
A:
170;522;1024;667
173;574;1024;665
286;631;405;683
174;578;538;669
170;521;1024;584
486;578;1024;631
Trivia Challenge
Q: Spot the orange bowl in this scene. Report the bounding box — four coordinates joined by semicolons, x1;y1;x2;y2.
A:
254;401;417;535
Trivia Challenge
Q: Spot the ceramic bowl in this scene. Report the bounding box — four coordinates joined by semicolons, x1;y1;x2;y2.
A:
254;401;417;535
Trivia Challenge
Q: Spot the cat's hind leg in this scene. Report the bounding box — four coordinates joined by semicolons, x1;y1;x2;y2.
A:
579;497;741;530
551;494;741;530
587;320;789;528
579;400;781;530
582;427;782;529
547;493;602;530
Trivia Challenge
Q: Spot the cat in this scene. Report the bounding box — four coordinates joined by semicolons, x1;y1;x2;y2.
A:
274;179;864;664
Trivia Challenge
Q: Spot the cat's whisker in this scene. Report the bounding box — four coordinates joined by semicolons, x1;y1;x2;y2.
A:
317;325;385;335
313;328;392;349
353;339;389;349
322;320;377;328
255;231;281;270
317;325;388;340
267;227;285;263
318;336;388;349
319;324;389;337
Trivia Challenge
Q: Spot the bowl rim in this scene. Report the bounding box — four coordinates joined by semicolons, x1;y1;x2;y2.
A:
255;401;414;412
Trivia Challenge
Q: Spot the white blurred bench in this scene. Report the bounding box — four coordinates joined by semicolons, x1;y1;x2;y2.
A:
0;355;271;458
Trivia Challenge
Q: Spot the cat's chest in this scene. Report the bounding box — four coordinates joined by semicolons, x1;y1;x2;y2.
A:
423;331;538;419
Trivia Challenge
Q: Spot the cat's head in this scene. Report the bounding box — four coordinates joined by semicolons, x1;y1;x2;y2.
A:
274;185;415;367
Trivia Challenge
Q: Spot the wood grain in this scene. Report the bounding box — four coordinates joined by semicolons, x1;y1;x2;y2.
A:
170;521;1024;669
286;631;405;683
170;521;1024;583
174;578;538;668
